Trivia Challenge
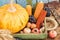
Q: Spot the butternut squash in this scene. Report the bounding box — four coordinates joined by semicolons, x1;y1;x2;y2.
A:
34;2;44;19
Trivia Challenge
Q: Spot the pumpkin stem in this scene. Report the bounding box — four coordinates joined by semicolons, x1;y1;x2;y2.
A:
8;0;16;12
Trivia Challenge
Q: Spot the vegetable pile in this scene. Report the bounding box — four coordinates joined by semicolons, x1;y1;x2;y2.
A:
0;0;59;40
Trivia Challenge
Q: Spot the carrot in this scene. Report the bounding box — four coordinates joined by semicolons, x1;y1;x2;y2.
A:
34;2;44;19
36;10;47;29
26;5;32;16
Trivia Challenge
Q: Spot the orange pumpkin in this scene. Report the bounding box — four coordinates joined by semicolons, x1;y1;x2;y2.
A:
0;4;29;33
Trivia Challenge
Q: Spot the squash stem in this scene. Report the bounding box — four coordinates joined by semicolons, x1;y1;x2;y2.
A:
8;0;16;12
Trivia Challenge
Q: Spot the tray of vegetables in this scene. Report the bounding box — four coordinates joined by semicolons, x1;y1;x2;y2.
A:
0;0;59;40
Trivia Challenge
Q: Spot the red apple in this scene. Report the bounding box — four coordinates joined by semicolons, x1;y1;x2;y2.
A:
49;30;57;38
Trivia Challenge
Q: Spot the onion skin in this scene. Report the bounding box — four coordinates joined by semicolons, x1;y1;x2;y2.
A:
23;28;31;33
32;28;40;34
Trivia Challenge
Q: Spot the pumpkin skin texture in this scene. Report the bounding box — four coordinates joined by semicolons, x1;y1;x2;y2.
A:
0;4;29;33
